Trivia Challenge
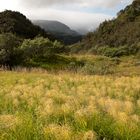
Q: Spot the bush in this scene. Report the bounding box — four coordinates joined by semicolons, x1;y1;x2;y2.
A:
80;58;116;75
97;45;140;57
0;33;22;69
20;37;65;63
68;60;85;72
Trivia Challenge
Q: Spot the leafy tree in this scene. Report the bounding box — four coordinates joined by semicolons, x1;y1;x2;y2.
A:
0;10;53;39
0;33;22;69
20;37;65;63
72;0;140;56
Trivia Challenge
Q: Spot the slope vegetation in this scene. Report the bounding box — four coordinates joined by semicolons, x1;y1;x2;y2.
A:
0;10;52;39
71;0;140;56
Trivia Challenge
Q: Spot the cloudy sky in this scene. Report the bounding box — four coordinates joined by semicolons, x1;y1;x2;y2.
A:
0;0;133;34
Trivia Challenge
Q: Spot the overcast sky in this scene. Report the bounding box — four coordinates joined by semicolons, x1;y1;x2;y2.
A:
0;0;133;34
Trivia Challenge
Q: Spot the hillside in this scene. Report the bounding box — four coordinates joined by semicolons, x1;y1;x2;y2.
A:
0;10;53;39
33;20;78;35
71;0;140;56
33;20;82;45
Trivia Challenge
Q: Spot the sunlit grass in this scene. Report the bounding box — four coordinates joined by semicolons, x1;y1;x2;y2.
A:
0;71;140;139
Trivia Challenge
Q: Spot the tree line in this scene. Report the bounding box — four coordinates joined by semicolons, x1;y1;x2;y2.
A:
0;33;65;70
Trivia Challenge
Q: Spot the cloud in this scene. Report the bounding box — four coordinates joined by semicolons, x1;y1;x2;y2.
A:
0;0;133;34
0;0;18;11
23;8;112;34
20;0;133;9
17;0;133;34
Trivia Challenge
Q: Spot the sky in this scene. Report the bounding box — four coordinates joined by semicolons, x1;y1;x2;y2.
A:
0;0;133;34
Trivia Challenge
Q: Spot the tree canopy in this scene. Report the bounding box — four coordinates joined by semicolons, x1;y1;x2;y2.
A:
0;10;52;39
85;0;140;47
0;33;22;69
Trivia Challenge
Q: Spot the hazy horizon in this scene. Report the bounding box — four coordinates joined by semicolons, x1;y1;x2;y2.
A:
0;0;133;34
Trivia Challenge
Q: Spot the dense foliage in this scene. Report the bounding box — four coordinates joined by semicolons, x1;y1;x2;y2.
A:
0;33;22;69
71;0;140;57
52;33;82;45
0;10;81;45
0;10;53;39
21;37;65;65
0;33;65;69
87;0;140;47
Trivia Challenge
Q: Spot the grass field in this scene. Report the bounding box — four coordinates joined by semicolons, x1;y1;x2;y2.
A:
18;54;140;77
0;70;140;140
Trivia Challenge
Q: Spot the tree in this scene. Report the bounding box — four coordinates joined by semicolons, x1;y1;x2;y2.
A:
0;10;55;40
21;37;64;63
71;0;140;56
0;33;22;69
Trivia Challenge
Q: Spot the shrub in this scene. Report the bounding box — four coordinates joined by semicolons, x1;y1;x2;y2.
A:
81;59;116;75
20;37;64;63
0;33;22;69
97;45;140;57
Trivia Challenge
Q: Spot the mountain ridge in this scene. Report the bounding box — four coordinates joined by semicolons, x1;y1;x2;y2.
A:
33;20;79;35
33;20;82;45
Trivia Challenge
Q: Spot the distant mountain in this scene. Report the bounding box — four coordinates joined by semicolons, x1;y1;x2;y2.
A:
33;20;78;35
33;20;82;45
0;10;53;39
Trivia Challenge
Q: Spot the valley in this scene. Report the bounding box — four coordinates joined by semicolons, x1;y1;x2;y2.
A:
0;0;139;139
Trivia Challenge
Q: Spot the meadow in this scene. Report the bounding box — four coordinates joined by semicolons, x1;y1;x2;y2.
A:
0;68;140;140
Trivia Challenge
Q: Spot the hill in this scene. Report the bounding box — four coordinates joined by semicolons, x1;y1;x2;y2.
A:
33;20;82;45
0;10;53;39
33;20;78;35
71;0;140;56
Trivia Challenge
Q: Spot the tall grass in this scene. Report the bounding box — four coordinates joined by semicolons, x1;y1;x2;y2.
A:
0;71;140;139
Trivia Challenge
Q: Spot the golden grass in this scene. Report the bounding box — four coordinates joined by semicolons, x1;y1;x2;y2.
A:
0;71;139;139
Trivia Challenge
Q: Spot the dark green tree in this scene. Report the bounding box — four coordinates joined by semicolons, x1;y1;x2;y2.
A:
0;10;53;39
21;37;64;63
0;33;22;69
